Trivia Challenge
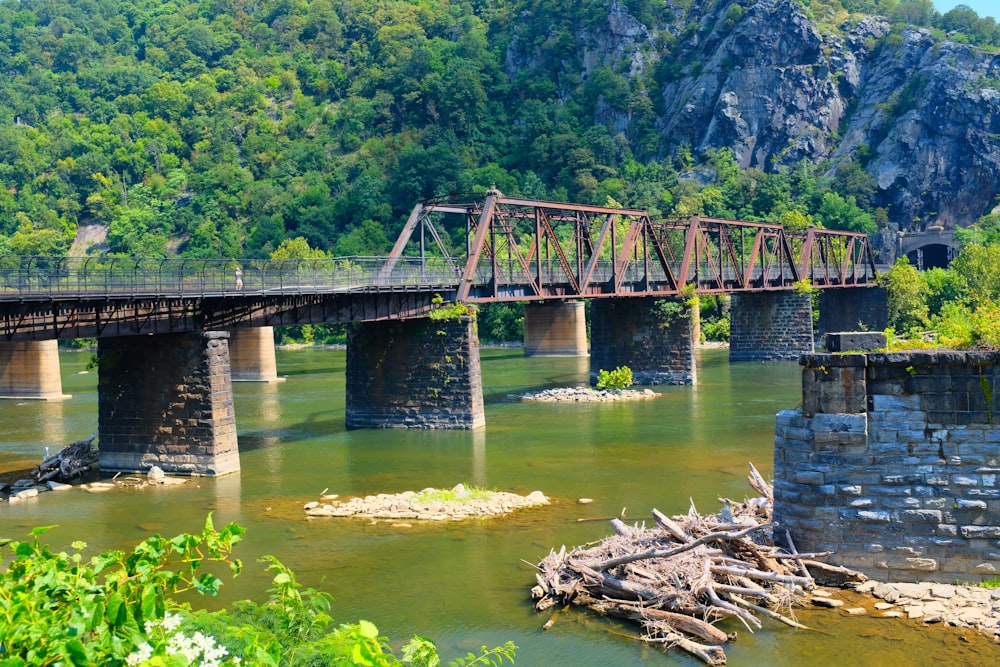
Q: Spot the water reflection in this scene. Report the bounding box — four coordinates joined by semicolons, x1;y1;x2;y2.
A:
471;428;487;487
256;381;282;423
38;400;67;453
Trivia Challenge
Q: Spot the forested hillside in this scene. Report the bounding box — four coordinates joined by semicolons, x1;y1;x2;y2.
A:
0;0;998;260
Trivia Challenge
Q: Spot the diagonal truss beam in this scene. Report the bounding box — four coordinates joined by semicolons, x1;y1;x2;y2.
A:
383;192;880;303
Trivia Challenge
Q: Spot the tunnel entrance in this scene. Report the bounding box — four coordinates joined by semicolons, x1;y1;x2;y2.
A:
905;243;954;270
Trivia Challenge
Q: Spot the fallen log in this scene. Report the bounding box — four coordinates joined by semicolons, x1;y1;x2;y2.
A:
643;632;727;666
801;559;869;587
599;523;770;571
622;606;730;644
530;463;865;665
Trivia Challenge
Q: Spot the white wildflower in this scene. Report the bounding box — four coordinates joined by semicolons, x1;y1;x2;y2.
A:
162;612;183;632
126;642;153;666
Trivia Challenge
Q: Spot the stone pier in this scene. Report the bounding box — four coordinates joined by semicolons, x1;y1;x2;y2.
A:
589;297;695;385
229;326;283;382
0;340;70;400
817;286;888;338
345;316;485;428
729;291;813;362
523;301;587;356
773;350;1000;583
97;331;240;476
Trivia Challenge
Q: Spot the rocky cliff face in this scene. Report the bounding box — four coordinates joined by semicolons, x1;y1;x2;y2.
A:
508;0;1000;229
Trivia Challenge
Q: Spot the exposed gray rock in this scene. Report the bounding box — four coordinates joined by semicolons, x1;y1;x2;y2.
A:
517;387;657;403
505;0;1000;228
863;580;1000;638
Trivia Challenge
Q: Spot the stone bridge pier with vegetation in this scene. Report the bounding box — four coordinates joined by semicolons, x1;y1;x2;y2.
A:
589;296;697;386
345;315;486;429
773;350;1000;583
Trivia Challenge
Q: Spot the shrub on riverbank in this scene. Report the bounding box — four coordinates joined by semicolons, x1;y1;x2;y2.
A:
595;366;633;391
0;516;515;666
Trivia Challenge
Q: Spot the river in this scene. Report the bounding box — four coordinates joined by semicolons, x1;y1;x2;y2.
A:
0;347;995;666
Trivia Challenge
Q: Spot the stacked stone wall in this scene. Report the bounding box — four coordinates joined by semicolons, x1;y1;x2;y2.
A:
345;316;484;428
589;297;695;385
817;286;888;336
97;331;240;476
774;351;1000;582
729;292;813;362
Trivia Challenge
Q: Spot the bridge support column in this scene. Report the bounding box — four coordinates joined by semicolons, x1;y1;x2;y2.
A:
523;301;587;356
589;297;696;385
729;292;814;362
97;332;240;476
817;287;888;338
346;316;485;428
229;326;283;382
0;340;70;400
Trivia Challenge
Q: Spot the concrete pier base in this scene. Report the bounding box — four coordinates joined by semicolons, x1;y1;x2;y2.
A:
589;297;696;385
523;301;588;356
229;326;284;382
0;340;70;400
346;316;485;428
97;331;240;476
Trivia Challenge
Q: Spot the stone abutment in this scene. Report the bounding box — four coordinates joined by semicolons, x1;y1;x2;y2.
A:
773;350;1000;583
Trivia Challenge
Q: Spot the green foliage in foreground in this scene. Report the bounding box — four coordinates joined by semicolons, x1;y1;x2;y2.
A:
596;366;633;391
0;516;515;667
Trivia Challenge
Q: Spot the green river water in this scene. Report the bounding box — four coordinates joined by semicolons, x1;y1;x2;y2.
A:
1;347;996;666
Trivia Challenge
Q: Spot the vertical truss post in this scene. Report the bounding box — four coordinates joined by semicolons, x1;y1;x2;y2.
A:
535;208;543;292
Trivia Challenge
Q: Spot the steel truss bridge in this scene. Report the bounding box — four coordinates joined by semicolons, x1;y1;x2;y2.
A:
0;191;878;340
385;190;877;301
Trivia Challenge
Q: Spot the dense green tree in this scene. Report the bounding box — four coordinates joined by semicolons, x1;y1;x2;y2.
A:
886;258;930;333
0;0;956;264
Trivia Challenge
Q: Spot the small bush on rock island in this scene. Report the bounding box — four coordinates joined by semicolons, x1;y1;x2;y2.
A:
0;515;516;667
596;366;633;391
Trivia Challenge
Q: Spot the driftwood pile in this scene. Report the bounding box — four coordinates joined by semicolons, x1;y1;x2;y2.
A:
529;464;864;665
33;432;98;484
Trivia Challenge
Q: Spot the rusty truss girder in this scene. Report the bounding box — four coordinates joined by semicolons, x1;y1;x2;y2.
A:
383;191;878;303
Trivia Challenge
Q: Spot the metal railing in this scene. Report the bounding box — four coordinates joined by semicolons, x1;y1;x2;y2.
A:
0;256;462;300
